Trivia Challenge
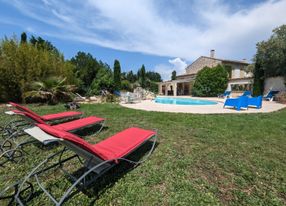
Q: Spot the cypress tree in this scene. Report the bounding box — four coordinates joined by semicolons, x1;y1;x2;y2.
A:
20;32;27;44
113;59;121;90
171;70;176;80
138;64;146;88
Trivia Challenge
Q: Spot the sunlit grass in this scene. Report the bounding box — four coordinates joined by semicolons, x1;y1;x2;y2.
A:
0;103;285;205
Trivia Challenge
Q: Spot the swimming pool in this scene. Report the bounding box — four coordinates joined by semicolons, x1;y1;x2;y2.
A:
155;97;217;105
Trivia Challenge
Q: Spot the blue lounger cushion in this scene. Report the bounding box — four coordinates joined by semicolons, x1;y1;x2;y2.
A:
248;96;262;109
241;90;251;97
223;96;248;111
264;91;279;101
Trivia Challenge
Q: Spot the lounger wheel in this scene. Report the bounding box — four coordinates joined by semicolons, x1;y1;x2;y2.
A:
0;181;34;204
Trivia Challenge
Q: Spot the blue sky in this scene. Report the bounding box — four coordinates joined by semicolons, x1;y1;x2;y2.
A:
0;0;285;80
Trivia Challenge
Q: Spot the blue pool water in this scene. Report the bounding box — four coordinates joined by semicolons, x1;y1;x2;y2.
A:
155;97;217;105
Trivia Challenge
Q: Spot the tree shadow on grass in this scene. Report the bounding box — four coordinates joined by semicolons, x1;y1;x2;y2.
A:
73;124;108;137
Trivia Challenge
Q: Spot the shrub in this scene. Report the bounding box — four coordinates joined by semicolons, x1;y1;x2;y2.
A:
87;67;114;96
146;80;159;93
23;76;75;104
0;36;76;102
121;80;132;91
192;65;228;97
101;93;119;103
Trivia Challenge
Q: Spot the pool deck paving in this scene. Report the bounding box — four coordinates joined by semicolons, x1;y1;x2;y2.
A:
120;96;286;114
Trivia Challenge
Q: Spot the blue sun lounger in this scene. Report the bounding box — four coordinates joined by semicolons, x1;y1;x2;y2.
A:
218;91;231;98
114;90;121;96
223;96;248;111
264;90;279;101
241;90;251;97
248;96;262;109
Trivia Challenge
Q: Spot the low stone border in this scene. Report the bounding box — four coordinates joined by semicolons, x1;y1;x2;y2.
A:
120;97;286;114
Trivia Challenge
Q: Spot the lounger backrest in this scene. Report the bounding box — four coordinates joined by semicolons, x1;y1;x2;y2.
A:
9;102;42;119
242;91;251;96
224;91;231;96
37;124;99;156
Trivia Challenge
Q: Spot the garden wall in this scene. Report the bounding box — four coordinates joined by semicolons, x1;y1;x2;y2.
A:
264;76;286;93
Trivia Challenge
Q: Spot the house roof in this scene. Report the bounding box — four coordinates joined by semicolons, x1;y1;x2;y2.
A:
176;73;196;79
200;56;249;65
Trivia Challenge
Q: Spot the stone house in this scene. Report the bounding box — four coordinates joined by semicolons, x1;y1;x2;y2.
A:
158;50;253;96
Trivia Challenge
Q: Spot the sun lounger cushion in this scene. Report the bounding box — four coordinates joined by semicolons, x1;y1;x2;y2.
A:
52;116;104;131
37;124;155;161
92;127;156;160
37;124;96;153
9;102;82;121
13;110;46;124
9;102;40;118
41;111;82;121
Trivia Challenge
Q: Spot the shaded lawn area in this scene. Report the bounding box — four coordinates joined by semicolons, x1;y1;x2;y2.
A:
0;103;286;205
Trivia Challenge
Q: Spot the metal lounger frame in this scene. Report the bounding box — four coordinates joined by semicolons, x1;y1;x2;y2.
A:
0;113;105;166
1;130;157;205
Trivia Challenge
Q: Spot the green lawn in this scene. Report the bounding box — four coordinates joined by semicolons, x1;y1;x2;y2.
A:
0;103;286;205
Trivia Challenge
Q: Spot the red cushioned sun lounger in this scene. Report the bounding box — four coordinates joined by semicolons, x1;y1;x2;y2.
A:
8;102;82;121
0;124;157;205
0;110;105;166
10;110;104;133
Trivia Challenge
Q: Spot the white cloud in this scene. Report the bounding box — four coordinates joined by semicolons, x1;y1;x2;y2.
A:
154;57;187;80
2;0;286;62
168;58;187;75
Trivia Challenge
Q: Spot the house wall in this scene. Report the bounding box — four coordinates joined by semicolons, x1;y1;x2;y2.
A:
224;63;250;79
186;57;221;74
264;76;286;93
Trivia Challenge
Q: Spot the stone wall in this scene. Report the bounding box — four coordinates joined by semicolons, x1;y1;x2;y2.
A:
186;57;221;74
264;76;286;93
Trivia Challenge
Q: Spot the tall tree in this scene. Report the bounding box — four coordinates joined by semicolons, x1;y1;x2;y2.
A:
88;67;114;95
113;59;121;90
29;35;59;55
253;24;286;94
126;70;137;83
171;70;176;80
70;52;100;94
138;64;146;88
146;71;162;82
20;32;27;44
255;25;286;78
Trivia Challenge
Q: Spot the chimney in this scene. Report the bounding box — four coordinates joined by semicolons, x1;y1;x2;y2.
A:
210;49;215;58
